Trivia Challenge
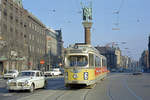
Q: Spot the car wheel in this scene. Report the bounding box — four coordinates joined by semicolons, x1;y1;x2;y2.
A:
8;89;13;93
29;83;34;93
43;81;48;89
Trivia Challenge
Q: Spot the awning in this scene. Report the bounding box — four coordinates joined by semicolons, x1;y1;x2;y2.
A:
0;57;8;61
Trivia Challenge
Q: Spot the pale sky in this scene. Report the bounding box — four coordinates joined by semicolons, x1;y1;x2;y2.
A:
23;0;150;61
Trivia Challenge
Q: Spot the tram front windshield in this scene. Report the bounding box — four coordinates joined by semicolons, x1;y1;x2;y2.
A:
67;55;88;67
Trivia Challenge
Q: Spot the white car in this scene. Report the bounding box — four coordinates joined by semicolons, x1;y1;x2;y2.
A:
7;70;47;92
44;68;62;76
3;70;19;79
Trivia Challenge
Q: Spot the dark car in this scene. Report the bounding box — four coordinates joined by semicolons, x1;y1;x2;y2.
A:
132;71;142;75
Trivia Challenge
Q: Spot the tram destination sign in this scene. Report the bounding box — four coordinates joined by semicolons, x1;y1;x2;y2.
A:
70;49;82;53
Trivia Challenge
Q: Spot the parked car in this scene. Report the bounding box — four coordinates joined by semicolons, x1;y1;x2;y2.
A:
111;68;116;72
3;70;19;79
44;68;62;77
132;71;142;75
7;70;47;92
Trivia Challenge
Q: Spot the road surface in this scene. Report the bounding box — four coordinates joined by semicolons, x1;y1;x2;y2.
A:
0;73;150;100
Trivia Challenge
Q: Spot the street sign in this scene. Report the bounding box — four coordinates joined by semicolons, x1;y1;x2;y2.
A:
40;60;45;64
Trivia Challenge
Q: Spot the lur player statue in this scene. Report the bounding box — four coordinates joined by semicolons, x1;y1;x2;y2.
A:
81;1;92;22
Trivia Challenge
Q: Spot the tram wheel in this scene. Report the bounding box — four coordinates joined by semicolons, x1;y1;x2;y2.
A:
86;84;96;89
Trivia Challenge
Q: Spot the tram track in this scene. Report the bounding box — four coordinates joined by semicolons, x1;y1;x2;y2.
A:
83;89;91;100
55;85;94;100
55;90;71;100
107;86;114;100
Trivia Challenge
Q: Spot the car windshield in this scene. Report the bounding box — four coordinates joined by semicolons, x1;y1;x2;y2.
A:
19;72;35;77
49;69;54;71
67;55;88;67
8;71;16;73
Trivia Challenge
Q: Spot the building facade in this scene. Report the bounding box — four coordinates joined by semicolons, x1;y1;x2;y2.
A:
55;30;64;67
26;13;46;70
0;0;27;74
140;50;149;72
45;28;63;71
121;56;131;69
0;0;47;74
148;35;150;70
115;47;122;68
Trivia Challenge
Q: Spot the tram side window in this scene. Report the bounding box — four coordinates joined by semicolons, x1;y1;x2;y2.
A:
89;53;94;67
95;56;101;67
102;59;107;67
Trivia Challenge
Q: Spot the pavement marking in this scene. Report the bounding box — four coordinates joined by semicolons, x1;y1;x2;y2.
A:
2;93;13;96
123;79;143;100
0;78;4;81
83;89;91;100
18;85;66;100
107;83;114;100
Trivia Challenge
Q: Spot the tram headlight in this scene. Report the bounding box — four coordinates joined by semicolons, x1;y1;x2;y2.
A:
84;72;88;80
73;74;78;79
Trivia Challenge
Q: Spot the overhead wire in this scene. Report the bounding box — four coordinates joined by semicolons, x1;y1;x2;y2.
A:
112;0;125;30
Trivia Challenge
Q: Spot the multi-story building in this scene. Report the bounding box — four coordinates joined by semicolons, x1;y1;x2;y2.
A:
0;0;47;74
148;35;150;70
121;56;131;69
45;28;63;71
45;28;57;70
0;0;27;74
26;12;46;70
139;50;149;72
115;47;122;68
55;30;64;66
0;0;64;74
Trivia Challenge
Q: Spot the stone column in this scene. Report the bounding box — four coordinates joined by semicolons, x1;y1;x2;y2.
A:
82;22;93;45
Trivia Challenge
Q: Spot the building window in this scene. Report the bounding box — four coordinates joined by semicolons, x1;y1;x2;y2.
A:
15;17;18;23
24;24;27;27
32;35;34;40
29;45;32;52
10;13;13;20
29;22;31;28
0;10;1;20
9;3;13;9
3;1;6;6
29;34;31;40
32;23;34;30
3;9;7;16
20;21;23;26
10;27;13;32
20;20;23;26
16;8;18;13
24;34;27;38
20;11;23;16
35;25;37;31
3;24;7;32
20;32;23;37
32;46;34;52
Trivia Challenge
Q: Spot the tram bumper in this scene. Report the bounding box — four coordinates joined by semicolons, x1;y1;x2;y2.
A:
65;80;95;86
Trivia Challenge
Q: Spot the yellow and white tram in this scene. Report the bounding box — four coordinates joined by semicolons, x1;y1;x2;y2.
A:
64;44;109;88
